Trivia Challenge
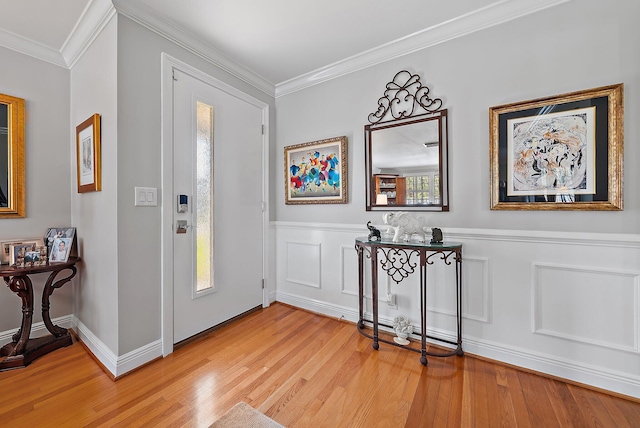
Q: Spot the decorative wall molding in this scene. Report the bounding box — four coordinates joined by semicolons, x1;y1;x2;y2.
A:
446;228;640;249
532;262;640;353
275;0;572;97
274;221;640;398
285;241;321;288
463;256;490;323
340;244;358;296
426;256;490;323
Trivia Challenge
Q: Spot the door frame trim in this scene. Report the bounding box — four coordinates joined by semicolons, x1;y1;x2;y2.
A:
160;53;270;357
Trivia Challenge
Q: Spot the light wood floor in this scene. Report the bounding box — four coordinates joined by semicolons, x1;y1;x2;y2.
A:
1;303;639;427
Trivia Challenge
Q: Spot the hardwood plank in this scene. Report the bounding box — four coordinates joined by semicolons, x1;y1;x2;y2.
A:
1;303;639;427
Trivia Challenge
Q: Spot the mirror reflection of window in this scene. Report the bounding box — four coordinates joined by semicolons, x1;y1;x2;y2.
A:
405;172;440;205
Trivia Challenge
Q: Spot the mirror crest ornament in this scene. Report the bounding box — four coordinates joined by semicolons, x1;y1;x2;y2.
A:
0;93;25;218
365;70;449;211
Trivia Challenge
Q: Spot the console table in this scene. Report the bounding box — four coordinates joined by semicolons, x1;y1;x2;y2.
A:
0;257;80;371
355;237;463;365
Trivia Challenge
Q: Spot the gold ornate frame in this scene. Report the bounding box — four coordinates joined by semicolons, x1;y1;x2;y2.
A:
76;113;102;193
284;136;348;205
0;93;25;218
489;84;623;210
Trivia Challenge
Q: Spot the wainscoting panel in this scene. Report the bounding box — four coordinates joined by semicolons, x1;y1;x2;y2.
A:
274;221;640;399
532;262;639;353
463;257;490;323
340;244;359;296
285;241;321;288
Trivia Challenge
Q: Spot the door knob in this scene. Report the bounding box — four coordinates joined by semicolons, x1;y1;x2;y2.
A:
176;220;190;234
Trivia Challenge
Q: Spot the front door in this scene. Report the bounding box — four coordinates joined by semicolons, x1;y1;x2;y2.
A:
171;67;265;344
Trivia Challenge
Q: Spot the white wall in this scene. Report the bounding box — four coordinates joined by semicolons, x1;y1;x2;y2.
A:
274;0;640;398
70;16;119;355
0;46;72;336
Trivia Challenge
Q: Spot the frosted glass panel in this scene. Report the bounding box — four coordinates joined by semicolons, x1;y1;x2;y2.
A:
196;101;214;292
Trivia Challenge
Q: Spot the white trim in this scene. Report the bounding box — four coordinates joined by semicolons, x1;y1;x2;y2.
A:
63;0;116;68
161;53;269;357
0;27;66;68
73;316;118;375
274;290;640;399
0;0;114;69
275;0;571;97
531;262;640;353
285;241;321;288
0;0;568;95
0;315;73;346
113;0;274;96
274;221;640;248
73;316;162;377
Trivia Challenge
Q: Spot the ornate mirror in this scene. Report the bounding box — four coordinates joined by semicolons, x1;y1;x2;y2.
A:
365;71;449;211
0;93;25;218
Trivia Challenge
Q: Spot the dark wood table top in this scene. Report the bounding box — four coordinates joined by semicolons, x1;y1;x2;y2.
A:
0;256;81;276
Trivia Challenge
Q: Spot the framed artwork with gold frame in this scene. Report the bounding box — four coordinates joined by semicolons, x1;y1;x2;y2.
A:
284;135;348;205
76;113;101;193
489;84;623;210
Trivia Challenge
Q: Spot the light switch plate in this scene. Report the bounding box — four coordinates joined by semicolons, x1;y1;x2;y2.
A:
135;187;158;207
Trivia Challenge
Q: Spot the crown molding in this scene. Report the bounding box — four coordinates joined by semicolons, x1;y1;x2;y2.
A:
0;0;114;69
0;0;567;96
62;0;116;69
111;0;275;97
0;0;275;96
0;26;67;68
275;0;571;97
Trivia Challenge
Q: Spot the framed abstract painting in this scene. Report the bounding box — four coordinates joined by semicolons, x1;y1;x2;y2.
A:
489;84;623;210
284;136;348;205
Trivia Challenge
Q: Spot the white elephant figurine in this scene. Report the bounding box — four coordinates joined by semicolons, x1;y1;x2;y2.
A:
383;211;429;242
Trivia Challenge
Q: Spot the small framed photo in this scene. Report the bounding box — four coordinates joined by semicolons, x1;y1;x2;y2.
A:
489;84;623;210
76;113;101;193
44;227;76;258
49;238;72;263
284;135;348;204
1;239;28;264
9;240;44;267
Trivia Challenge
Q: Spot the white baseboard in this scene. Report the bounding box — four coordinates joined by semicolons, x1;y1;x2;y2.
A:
0;314;73;346
275;291;640;399
73;316;162;377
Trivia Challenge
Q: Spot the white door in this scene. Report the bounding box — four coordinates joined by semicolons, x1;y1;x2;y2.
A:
172;68;265;344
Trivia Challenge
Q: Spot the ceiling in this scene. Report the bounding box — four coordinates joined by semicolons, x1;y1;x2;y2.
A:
0;0;568;94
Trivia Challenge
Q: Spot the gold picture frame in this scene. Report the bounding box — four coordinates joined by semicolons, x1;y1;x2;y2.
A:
76;113;101;193
284;135;348;205
0;93;25;218
489;84;623;210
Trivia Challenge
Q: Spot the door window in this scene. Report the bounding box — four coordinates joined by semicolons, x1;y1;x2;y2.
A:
196;101;214;292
